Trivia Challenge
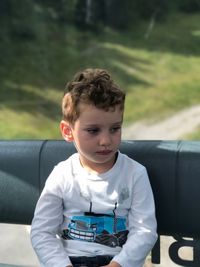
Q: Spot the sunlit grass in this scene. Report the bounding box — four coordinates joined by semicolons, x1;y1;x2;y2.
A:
0;108;61;139
1;12;200;139
183;127;200;140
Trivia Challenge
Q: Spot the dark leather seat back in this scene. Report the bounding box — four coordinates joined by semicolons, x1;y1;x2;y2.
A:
0;140;200;239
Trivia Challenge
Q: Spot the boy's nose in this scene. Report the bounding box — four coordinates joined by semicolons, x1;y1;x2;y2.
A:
99;132;111;146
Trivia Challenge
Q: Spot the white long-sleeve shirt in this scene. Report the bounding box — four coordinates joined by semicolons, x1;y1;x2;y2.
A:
31;152;157;267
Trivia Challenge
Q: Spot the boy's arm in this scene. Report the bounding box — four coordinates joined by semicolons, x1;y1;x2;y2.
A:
112;167;158;267
31;169;72;267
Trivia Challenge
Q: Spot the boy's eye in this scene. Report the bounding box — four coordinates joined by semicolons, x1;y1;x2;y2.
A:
85;125;121;135
86;128;99;134
110;126;121;133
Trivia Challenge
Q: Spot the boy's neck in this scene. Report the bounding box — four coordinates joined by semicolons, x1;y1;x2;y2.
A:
79;152;118;174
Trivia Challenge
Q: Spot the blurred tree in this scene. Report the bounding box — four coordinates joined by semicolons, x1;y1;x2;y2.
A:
178;0;200;13
105;0;137;29
1;0;200;38
36;0;77;24
7;0;38;39
0;0;49;40
136;0;169;21
74;0;138;30
74;0;87;29
74;0;105;30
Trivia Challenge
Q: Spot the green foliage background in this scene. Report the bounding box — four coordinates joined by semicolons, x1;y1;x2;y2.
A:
0;1;200;139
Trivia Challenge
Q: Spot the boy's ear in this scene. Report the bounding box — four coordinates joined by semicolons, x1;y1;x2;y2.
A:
60;120;74;142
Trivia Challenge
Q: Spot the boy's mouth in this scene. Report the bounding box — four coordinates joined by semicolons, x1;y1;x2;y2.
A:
96;150;112;155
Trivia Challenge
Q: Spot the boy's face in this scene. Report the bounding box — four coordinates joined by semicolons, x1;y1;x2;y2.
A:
61;104;123;173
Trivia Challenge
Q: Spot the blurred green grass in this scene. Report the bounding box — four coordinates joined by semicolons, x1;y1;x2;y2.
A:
183;127;200;139
0;12;200;139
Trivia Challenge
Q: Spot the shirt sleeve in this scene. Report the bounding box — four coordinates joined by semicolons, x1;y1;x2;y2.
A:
112;167;158;267
30;167;72;267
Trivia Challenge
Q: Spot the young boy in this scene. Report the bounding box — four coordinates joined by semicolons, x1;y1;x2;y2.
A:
31;68;157;267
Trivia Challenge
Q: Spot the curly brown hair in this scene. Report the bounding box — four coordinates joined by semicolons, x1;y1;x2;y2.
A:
62;68;125;124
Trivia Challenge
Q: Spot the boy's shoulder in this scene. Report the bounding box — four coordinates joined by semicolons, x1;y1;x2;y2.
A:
116;152;148;185
119;151;146;168
46;153;79;186
55;152;79;170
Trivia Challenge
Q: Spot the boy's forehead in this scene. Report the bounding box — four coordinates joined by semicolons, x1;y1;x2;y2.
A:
79;103;123;114
78;103;123;123
79;103;122;112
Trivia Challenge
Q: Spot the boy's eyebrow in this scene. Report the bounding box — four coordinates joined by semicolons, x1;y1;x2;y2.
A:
112;121;123;125
84;121;123;127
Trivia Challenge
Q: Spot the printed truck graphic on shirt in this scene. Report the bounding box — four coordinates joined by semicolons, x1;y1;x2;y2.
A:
63;214;129;247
